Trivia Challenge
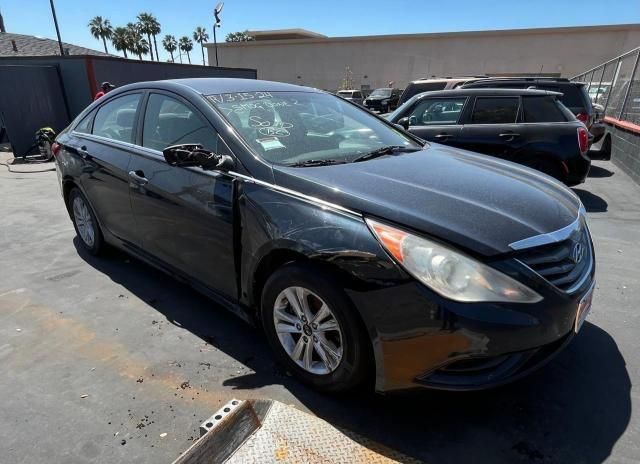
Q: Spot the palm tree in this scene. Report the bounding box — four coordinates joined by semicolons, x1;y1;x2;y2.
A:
148;16;161;62
179;36;193;64
126;23;149;60
111;27;130;58
136;12;155;61
88;16;113;54
162;35;177;62
193;27;209;66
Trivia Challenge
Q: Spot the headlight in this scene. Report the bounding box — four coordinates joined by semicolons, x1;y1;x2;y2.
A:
366;219;542;303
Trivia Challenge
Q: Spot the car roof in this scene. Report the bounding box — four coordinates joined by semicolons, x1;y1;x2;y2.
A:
464;77;584;87
409;77;478;84
412;88;563;98
118;78;323;95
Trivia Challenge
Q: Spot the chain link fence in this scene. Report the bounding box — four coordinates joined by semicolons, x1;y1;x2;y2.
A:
572;47;640;125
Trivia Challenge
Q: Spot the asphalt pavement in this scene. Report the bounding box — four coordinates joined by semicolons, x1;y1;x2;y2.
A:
0;157;638;463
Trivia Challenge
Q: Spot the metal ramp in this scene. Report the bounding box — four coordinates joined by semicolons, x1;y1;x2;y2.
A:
173;399;422;463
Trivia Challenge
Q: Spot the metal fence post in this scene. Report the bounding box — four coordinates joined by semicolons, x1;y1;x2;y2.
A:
594;64;606;104
618;50;640;120
603;58;621;113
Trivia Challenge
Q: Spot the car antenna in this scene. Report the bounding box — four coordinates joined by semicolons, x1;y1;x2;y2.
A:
537;64;544;78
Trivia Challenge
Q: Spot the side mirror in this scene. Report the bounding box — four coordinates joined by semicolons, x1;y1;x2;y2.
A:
397;117;410;130
163;144;234;171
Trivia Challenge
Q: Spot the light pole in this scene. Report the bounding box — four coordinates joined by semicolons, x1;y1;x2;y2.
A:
213;2;223;66
49;0;64;56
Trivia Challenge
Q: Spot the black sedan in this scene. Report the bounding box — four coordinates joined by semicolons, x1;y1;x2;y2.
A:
53;79;595;393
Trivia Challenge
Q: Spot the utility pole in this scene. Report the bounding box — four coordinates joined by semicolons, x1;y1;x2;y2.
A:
49;0;65;55
213;2;224;66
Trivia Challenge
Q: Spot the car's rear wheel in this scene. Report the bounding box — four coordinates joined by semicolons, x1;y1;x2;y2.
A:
261;262;370;392
69;188;103;255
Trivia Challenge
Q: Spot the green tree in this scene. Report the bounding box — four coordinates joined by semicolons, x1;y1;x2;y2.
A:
225;30;254;42
162;34;178;62
179;36;193;64
88;16;113;54
193;26;209;66
111;27;130;58
126;23;149;60
137;12;156;61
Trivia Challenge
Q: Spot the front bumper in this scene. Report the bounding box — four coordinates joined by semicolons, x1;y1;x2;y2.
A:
347;251;595;392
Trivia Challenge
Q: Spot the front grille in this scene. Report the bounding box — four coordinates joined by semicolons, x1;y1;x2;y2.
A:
515;222;592;293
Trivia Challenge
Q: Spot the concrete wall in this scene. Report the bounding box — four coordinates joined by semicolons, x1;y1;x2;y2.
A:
610;125;640;185
208;24;640;90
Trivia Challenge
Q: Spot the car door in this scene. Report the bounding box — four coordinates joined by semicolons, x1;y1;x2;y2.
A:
128;91;237;298
459;96;524;160
403;97;466;146
71;92;143;247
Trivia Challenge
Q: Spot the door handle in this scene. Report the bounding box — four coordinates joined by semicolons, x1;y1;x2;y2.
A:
78;146;89;159
128;170;148;185
434;133;451;139
499;133;520;138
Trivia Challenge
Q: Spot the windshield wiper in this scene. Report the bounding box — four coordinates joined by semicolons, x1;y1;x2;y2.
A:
352;145;419;163
288;159;345;167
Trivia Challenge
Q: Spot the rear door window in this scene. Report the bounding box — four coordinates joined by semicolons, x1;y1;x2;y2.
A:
470;97;519;124
142;93;217;152
522;96;568;122
92;93;142;143
409;97;467;125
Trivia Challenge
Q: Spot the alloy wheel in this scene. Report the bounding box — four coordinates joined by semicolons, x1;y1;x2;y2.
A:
73;196;95;247
273;286;344;375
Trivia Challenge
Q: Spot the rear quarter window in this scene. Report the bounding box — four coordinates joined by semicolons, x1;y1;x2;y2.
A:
536;85;587;110
522;96;569;123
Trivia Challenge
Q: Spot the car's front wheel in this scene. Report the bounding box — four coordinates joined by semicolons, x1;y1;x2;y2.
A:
261;262;370;392
69;188;103;255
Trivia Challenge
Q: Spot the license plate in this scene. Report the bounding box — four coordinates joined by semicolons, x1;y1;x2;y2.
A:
575;283;595;333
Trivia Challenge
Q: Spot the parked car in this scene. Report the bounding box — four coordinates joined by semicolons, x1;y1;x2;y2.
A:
53;79;594;393
397;77;485;107
388;88;591;185
336;89;364;106
363;88;402;112
462;77;596;131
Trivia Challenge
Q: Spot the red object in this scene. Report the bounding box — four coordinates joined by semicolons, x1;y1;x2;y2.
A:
603;115;640;135
576;113;589;124
577;127;589;154
51;142;61;157
94;91;105;101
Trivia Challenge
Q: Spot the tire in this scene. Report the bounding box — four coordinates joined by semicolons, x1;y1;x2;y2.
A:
69;188;104;255
260;262;370;393
601;135;612;161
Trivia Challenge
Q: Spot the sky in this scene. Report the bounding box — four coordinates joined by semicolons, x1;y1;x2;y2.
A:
1;0;639;62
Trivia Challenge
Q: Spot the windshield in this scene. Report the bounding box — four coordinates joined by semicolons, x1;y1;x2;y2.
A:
207;91;421;166
370;89;392;97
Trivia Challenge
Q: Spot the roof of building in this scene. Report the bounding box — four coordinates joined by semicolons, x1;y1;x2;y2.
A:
213;23;640;47
0;32;109;57
245;29;328;41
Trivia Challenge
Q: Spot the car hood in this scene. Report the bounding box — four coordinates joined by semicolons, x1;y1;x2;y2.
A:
366;96;390;101
272;145;581;256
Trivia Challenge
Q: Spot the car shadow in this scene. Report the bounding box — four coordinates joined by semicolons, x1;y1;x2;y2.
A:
574;188;608;213
75;239;631;463
588;165;615;178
